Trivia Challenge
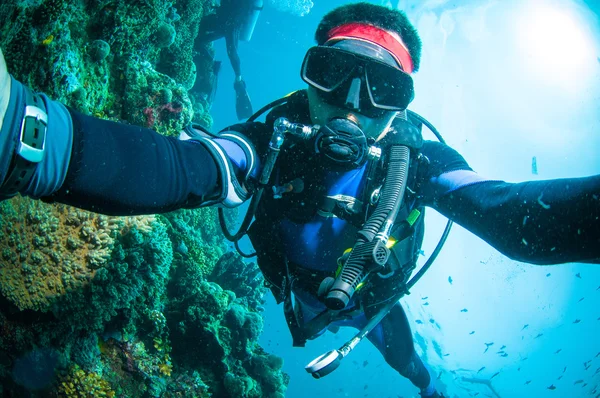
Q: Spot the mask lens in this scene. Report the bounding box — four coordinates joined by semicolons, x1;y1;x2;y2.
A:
302;47;356;92
365;61;414;110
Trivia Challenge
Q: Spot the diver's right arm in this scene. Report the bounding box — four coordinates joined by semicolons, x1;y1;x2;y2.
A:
0;49;257;216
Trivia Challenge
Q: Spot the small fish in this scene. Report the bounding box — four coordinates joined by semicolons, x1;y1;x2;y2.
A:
469;331;475;335
563;366;567;373
443;353;450;357
437;371;442;380
496;350;505;354
491;371;500;379
429;319;435;324
422;296;429;300
596;285;600;291
525;380;531;385
573;319;581;324
596;352;600;358
578;297;584;302
460;308;468;313
582;383;587;387
364;385;368;390
474;393;479;397
584;360;592;367
546;273;551;277
521;324;529;331
500;353;508;357
363;360;369;367
547;384;556;390
555;349;562;354
574;380;584;385
500;345;506;350
448;276;453;285
423;302;429;306
477;366;486;374
575;272;581;279
557;375;563;380
416;320;423;324
484;342;494;353
535;333;543;339
595;366;600;375
517;367;521;371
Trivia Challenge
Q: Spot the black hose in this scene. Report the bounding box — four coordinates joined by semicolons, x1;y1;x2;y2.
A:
360;146;410;240
218;187;264;244
406;219;452;290
408;110;446;144
325;146;411;309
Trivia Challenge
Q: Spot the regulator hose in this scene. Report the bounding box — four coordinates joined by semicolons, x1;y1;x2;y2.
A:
324;145;411;310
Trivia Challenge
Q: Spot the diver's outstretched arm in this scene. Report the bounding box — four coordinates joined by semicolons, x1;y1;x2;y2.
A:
432;174;600;265
418;141;599;265
0;49;257;215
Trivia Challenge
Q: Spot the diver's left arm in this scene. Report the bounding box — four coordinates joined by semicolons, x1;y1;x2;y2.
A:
418;142;600;265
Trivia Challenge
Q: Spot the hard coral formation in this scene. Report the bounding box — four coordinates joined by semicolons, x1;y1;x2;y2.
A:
210;252;266;310
0;196;158;312
1;0;209;135
0;196;115;312
58;364;115;398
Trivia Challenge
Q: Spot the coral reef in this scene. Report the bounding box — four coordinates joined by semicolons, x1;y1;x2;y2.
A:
0;196;121;312
0;0;287;396
57;364;116;397
210;252;266;310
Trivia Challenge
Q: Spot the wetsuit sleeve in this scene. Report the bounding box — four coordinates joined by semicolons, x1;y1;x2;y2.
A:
48;109;220;216
417;141;600;265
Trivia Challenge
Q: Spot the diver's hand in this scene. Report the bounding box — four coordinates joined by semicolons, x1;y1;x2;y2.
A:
0;48;11;134
180;125;259;208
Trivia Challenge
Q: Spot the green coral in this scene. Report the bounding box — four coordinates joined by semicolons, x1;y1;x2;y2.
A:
52;220;173;334
0;0;289;396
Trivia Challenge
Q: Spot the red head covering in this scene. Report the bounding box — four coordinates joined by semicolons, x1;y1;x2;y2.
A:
326;23;414;74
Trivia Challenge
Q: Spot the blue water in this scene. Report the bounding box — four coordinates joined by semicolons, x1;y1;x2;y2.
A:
212;1;600;397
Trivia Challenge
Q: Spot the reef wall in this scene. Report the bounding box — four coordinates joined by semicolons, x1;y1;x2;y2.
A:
0;0;286;396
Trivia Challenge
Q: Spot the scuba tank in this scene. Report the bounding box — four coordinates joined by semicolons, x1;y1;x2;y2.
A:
239;0;264;42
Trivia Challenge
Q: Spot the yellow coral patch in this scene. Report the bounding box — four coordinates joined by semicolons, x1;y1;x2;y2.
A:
41;34;54;46
0;197;156;311
58;365;116;397
158;361;172;377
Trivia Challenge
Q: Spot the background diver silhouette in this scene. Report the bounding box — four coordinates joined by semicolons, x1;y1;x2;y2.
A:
194;0;263;120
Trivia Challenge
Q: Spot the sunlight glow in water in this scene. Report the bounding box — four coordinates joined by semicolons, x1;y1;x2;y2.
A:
517;4;596;90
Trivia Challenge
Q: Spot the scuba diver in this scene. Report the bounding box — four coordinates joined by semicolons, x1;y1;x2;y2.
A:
0;2;599;397
194;0;263;120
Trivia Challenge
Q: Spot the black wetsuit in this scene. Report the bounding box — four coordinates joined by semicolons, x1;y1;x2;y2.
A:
47;90;600;390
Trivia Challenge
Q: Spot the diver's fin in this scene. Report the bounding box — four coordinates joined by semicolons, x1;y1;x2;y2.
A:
234;79;253;120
